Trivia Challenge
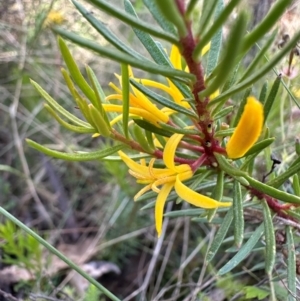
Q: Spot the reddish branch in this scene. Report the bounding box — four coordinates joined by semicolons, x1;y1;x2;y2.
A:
175;1;225;165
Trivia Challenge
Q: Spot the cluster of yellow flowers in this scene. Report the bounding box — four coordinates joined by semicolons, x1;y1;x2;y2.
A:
101;47;264;236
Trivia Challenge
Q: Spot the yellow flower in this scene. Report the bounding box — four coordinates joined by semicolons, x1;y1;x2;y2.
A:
119;133;232;236
44;10;65;27
106;73;169;125
226;96;264;159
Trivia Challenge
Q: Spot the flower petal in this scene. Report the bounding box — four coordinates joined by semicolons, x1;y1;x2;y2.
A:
175;175;232;208
163;133;184;170
155;182;173;237
226;96;264;159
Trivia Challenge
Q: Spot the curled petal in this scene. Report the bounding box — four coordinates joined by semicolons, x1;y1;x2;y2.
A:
155;182;173;237
163;133;184;171
226;96;264;159
175;175;232;208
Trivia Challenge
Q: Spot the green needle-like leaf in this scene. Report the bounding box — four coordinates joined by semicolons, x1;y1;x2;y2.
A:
264;74;282;124
193;0;242;60
209;31;300;108
86;66;110;125
199;12;247;98
240;32;276;82
218;222;264;275
45;104;95;134
197;0;219;36
85;0;179;45
232;87;252;127
53;27;195;83
130;79;198;118
121;64;130;139
124;0;192;100
133;119;172;137
262;200;275;276
27;140;125;161
266;159;300;188
244;138;275;157
293;174;300;196
206;0;223;76
73;0;147;62
31;80;91;128
158;122;199;135
242;0;292;53
143;0;176;35
206;207;233;262
133;124;154;153
259;81;268;104
58;37;98;106
233;180;244;248
286;226;297;301
154;0;187;37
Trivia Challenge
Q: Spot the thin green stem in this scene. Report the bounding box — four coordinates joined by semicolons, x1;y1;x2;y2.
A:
0;207;121;301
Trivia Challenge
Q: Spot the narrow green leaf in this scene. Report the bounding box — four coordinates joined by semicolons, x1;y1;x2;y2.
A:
286;226;296;301
245;175;300;205
133;124;154;153
158;122;199;135
233;180;244;248
123;2;192;99
215;153;300;204
130;79;198;118
154;0;187;37
121;64;130;139
244;138;275;157
240;32;276;82
266;159;300;188
221;62;241;93
26;139;125;161
208;31;300;108
232;87;252;127
133;119;172;137
73;0;147;62
295;139;300;156
145;130;155;150
124;0;192;99
214;128;235;138
198;0;219;36
207;170;225;221
53;27;195;83
85;0;178;45
0;165;25;178
259;81;268;104
0;208;122;301
31;80;91;128
199;12;247;98
143;0;176;35
206;0;223;76
212;106;234;120
45;104;95;134
86;66;110;124
193;0;242;60
206;207;233;262
218;222;264;275
262;200;275;275
264;74;282;124
58;37;98;106
293;174;300;196
124;0;167;65
88;104;111;137
242;0;292;53
185;0;198;20
214;153;247;177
